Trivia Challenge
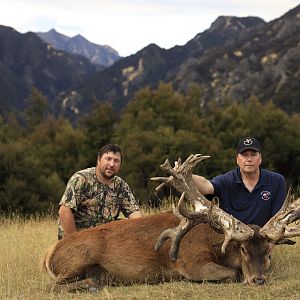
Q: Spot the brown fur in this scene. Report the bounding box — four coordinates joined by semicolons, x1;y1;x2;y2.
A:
42;212;274;292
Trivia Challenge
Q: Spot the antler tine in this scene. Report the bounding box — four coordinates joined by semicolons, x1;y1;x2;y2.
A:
282;224;300;238
260;188;292;238
272;187;293;216
151;158;183;193
205;204;254;253
177;191;209;223
155;193;201;261
281;187;293;211
260;192;300;241
158;154;210;177
179;154;211;174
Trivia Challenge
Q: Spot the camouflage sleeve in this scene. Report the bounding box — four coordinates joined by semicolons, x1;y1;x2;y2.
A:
59;173;86;211
119;179;141;217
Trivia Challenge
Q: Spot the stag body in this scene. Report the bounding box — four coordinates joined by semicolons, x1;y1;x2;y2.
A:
42;211;273;291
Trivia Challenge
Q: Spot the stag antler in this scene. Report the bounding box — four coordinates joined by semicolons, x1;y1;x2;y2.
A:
154;192;208;261
152;154;254;261
260;188;300;242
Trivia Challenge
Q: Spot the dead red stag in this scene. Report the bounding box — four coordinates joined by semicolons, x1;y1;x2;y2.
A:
41;154;300;292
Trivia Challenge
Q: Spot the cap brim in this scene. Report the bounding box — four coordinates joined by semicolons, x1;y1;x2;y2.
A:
237;147;260;154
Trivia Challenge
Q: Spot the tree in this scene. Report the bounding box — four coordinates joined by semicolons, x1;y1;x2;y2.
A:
79;100;118;165
114;83;209;202
0;113;88;214
0;136;65;214
24;87;49;129
28;116;88;182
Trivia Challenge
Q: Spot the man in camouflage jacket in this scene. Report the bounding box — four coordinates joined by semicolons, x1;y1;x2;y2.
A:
58;144;143;239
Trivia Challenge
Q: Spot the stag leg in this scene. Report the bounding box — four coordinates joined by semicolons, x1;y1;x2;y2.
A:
50;265;109;293
174;240;238;283
51;277;100;293
175;258;238;283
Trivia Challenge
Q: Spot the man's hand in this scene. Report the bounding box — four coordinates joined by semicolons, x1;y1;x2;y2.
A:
128;211;144;219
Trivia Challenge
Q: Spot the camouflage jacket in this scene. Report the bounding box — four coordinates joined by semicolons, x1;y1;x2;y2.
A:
58;167;140;239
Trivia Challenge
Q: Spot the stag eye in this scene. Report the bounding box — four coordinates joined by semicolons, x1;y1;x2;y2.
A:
241;246;246;254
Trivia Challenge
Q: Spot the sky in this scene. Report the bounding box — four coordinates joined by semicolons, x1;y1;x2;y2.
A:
1;0;299;57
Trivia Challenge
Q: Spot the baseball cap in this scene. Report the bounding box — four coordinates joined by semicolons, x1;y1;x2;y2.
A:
236;137;261;154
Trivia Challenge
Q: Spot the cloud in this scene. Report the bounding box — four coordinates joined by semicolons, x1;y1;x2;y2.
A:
1;0;299;56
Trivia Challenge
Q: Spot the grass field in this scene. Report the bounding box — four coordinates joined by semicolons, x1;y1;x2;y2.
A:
0;214;299;300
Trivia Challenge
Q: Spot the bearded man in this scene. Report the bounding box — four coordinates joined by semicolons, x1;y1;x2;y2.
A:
58;144;143;239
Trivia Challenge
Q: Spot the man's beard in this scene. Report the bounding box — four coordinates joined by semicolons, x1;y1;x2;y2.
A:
101;169;115;180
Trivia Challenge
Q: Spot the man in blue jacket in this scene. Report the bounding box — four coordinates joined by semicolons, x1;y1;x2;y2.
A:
192;137;286;226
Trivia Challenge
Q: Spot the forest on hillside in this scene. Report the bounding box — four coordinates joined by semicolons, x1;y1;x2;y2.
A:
1;83;300;215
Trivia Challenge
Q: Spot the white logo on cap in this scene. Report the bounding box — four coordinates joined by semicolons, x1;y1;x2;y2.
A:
243;138;253;146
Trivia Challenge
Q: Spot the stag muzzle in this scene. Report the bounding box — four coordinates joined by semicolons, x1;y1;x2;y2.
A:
243;274;266;286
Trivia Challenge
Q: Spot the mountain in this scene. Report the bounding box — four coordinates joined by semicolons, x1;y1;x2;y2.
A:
175;8;300;114
1;4;300;121
60;4;300;117
36;29;121;67
56;43;189;116
0;25;97;115
58;16;266;115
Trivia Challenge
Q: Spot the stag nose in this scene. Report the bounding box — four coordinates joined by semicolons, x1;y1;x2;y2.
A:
253;276;266;285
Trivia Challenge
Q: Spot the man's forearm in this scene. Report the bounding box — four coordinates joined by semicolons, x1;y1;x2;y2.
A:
192;174;214;195
59;206;77;235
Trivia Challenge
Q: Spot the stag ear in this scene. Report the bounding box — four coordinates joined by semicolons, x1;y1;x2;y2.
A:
274;238;296;245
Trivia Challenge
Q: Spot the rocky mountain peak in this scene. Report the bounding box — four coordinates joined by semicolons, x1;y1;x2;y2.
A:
208;16;265;33
36;29;120;66
72;34;87;42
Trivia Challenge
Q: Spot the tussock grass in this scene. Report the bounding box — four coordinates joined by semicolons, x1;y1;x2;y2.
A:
0;215;299;300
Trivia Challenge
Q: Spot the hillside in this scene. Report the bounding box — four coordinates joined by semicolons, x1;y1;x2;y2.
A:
0;25;97;115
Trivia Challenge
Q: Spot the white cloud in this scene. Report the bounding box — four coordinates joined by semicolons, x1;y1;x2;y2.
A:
0;0;299;56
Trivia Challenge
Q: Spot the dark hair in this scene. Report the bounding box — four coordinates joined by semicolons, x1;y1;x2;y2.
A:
97;144;123;161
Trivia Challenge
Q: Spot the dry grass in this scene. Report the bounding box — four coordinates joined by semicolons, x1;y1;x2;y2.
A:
0;215;299;300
